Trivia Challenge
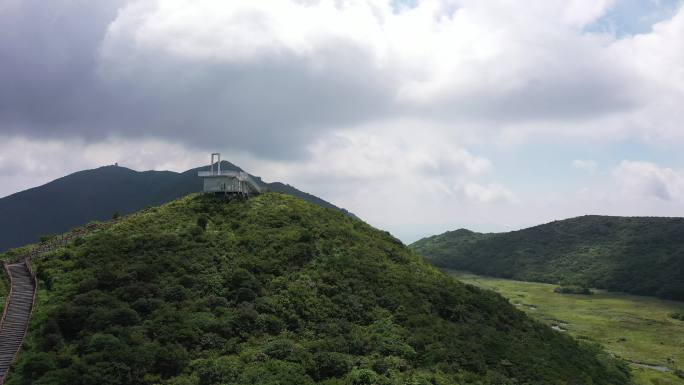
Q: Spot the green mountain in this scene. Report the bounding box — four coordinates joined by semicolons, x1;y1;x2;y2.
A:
2;194;629;385
0;161;353;252
411;215;684;301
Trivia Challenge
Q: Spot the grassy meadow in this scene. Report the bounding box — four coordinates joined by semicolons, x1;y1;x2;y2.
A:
449;270;684;385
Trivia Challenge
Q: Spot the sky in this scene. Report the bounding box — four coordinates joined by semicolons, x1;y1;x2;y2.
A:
1;0;684;242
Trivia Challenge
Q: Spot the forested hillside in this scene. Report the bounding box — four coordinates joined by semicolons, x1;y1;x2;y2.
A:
0;161;352;252
411;216;684;300
1;195;629;385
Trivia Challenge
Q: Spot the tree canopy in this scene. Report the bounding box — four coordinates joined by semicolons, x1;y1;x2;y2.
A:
411;216;684;300
4;194;629;385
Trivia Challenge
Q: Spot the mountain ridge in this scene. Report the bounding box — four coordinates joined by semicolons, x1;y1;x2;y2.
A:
411;215;684;300
0;161;353;252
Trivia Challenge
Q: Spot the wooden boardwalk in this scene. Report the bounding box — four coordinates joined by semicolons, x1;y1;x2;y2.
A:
0;262;35;383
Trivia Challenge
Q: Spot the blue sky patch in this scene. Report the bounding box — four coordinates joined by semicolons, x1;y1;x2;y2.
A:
587;0;681;36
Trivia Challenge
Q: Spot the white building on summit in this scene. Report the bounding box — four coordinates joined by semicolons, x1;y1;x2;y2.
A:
198;153;262;196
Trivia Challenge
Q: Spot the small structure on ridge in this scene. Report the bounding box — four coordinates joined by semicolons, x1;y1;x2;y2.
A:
198;153;262;196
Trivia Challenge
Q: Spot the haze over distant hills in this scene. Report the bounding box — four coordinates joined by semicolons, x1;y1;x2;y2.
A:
0;161;353;252
411;215;684;301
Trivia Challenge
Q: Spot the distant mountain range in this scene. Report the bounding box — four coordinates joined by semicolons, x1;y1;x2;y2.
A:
0;161;353;252
411;215;684;301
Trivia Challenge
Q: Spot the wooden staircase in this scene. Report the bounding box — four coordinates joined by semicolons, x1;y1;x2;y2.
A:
0;261;36;383
0;218;119;383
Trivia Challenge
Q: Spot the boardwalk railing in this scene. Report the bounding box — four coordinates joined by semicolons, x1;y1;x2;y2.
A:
0;262;18;385
0;262;36;384
0;263;14;342
5;219;120;266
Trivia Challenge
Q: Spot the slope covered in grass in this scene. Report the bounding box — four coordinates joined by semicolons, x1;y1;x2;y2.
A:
411;216;684;300
449;271;684;384
3;195;629;385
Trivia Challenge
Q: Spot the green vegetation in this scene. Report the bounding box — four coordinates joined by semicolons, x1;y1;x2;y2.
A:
449;271;684;385
411;216;684;300
632;368;684;385
554;285;593;295
670;311;684;321
1;193;630;385
0;160;354;253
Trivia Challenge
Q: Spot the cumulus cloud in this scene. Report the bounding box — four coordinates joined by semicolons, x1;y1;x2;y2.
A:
246;120;496;190
613;160;684;201
233;120;516;239
3;0;684;155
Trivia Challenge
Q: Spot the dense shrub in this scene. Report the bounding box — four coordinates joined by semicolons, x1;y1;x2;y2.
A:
5;193;630;385
196;215;209;230
554;285;593;295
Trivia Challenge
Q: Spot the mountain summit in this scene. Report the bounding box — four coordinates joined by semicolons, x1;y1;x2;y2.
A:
0;162;352;252
4;193;628;384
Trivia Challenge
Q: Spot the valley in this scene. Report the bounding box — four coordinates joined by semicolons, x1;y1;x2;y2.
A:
449;271;684;385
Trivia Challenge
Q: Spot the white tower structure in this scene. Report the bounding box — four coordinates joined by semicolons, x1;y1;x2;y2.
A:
198;153;262;195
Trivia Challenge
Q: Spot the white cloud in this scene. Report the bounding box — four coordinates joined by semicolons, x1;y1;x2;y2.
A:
235;120;516;240
0;136;208;197
128;0;390;64
572;159;598;174
458;182;516;203
5;0;684;150
248;120;497;190
91;0;684;147
613;160;684;201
